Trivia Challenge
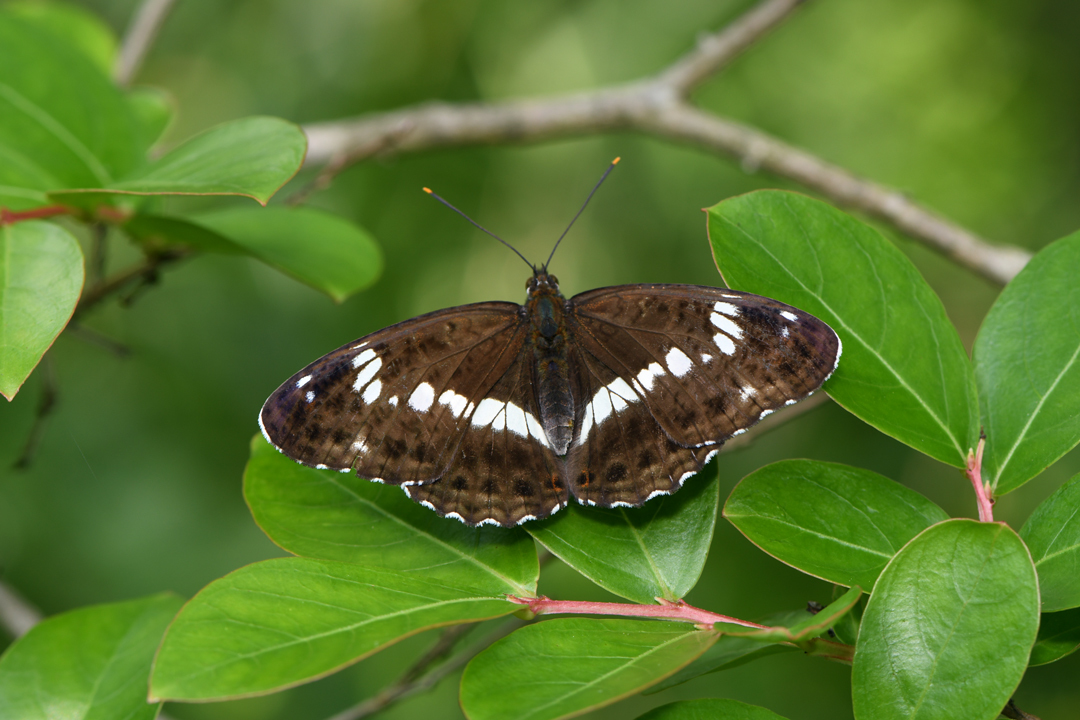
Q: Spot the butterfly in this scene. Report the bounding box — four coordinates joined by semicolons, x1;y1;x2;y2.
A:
259;161;842;527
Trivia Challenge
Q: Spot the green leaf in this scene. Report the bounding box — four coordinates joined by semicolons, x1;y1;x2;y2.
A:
0;12;141;202
194;206;382;302
1019;472;1080;611
974;229;1080;493
52;117;307;205
1029;607;1080;666
720;586;860;663
0;593;183;720
852;519;1039;720
0;221;84;400
151;557;518;701
244;435;539;597
126;87;174;154
527;467;719;603
5;1;117;76
124;213;244;255
636;698;791;720
724;460;948;590
646;609;807;693
708;191;978;468
460;618;717;720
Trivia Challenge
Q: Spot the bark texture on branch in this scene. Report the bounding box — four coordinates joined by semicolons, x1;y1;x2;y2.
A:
301;0;1030;285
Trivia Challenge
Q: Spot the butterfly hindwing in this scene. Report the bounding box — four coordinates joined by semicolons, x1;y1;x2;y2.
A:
404;350;568;526
260;302;524;484
564;339;720;508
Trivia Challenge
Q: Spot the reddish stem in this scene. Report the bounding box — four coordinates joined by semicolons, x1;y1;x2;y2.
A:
0;206;74;225
966;434;994;522
507;595;770;630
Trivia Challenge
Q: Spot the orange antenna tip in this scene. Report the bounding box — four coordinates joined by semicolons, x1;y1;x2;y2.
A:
422;187;433;194
612;157;621;164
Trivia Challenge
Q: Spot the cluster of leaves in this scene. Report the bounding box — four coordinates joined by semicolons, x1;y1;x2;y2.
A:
3;4;1080;720
0;2;381;402
6;181;1080;720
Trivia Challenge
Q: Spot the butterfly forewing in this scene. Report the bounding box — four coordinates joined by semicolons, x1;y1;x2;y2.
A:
260;302;524;483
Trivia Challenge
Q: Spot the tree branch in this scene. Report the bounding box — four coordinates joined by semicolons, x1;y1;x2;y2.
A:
326;619;525;720
0;580;43;639
659;0;808;94
114;0;179;87
74;247;191;319
300;0;1030;285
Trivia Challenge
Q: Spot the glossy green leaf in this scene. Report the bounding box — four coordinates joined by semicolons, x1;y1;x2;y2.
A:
126;87;174;154
724;460;948;590
0;221;84;400
975;230;1080;493
194;206;382;301
52;117;306;205
0;593;183;720
244;435;538;596
460;618;717;720
151;557;517;701
647;609;807;693
0;12;140;203
727;585;861;649
5;1;117;75
636;698;790;720
1029;607;1080;666
1020;472;1080;611
852;519;1039;720
829;583;863;645
124;213;243;255
708;191;978;467
527;467;719;603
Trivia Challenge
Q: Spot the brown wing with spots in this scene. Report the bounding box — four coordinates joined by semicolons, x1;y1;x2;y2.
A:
568;284;840;450
406;347;568;526
260;302;525;486
562;339;719;508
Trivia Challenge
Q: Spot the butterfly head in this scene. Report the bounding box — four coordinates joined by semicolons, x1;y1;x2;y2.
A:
527;268;562;298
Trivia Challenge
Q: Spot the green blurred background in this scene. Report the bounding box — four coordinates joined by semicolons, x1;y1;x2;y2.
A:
2;0;1079;717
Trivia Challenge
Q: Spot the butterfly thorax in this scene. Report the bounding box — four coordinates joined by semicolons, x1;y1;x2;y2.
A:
526;271;575;456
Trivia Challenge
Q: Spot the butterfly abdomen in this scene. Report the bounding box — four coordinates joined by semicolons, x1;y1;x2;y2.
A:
527;274;575;456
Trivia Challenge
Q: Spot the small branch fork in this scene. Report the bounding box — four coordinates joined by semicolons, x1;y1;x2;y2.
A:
966;433;995;523
300;0;1030;285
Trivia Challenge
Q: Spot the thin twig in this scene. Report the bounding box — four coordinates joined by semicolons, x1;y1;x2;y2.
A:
13;355;57;469
89;223;108;286
0;580;43;638
509;595;770;630
64;324;131;358
114;0;179;87
75;248;190;319
659;0;808;93
300;0;1029;285
966;432;994;522
1001;698;1041;720
326;619;525;720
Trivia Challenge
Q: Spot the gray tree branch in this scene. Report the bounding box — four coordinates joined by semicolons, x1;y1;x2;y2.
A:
114;0;179;87
300;0;1030;285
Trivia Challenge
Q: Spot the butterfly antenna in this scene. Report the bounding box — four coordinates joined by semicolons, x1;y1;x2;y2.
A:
544;157;620;269
423;188;534;270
